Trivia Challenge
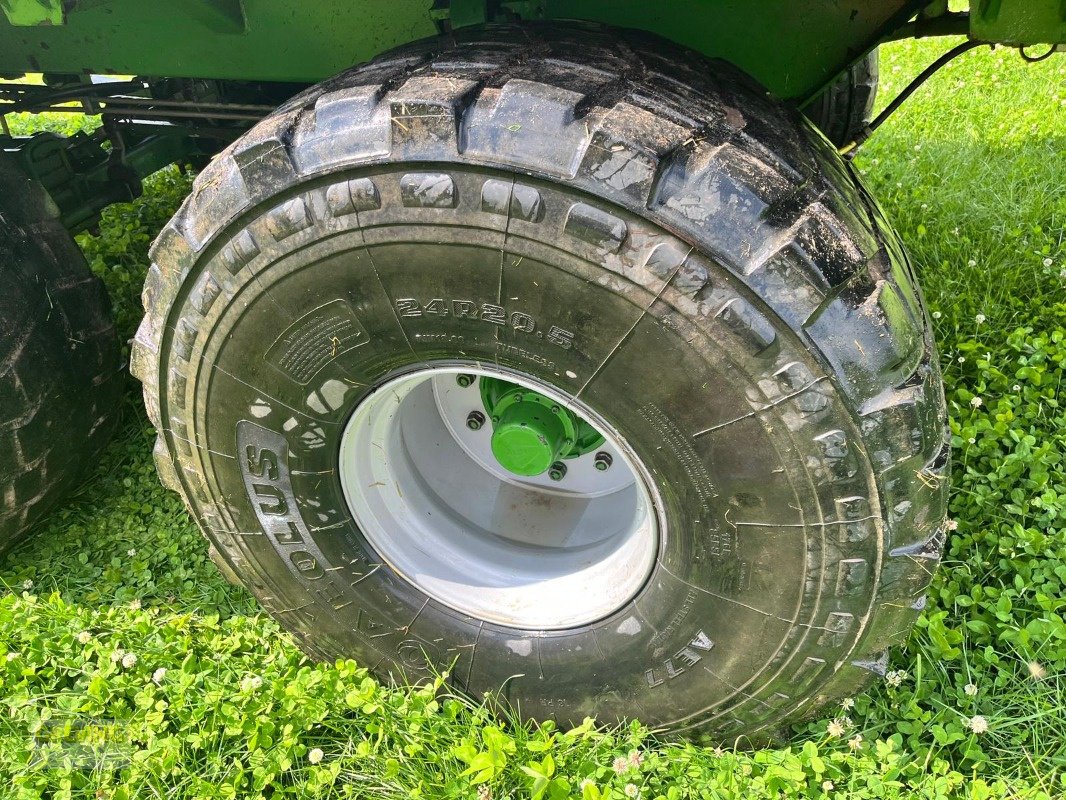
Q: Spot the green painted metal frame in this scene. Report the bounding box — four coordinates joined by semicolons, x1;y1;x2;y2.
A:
971;0;1066;45
1;2;1064;103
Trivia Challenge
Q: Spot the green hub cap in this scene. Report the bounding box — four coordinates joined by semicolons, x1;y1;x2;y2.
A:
480;377;604;477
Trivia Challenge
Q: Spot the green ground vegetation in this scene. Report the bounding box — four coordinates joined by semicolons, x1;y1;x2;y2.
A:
1;37;1064;799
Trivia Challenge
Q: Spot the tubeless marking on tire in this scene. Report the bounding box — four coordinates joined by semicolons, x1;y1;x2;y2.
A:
394;298;575;349
637;403;731;555
645;629;715;688
265;300;369;384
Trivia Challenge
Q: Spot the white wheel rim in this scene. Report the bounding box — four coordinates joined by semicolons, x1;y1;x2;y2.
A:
337;365;661;630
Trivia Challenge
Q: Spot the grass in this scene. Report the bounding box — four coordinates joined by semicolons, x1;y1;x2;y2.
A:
1;38;1064;799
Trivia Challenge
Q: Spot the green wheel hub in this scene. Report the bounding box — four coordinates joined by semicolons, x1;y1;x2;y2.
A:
478;377;605;477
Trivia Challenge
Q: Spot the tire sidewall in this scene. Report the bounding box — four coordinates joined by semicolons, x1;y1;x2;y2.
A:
164;163;887;733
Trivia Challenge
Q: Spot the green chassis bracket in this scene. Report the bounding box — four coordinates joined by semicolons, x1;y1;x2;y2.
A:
971;0;1066;45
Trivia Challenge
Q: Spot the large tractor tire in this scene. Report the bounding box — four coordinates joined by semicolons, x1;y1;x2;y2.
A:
804;51;879;148
133;24;948;739
0;160;122;552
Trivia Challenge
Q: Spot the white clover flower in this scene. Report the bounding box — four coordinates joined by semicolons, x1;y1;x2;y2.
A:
975;314;985;324
308;747;324;765
241;675;263;692
848;734;863;751
152;668;167;685
627;750;644;769
624;784;639;799
579;779;595;791
822;781;834;792
967;715;989;734
121;652;137;669
612;755;629;774
477;785;492;800
967;259;977;267
1044;258;1054;268
77;631;92;645
945;519;959;531
1028;662;1047;680
968;437;977;444
964;683;978;696
127;549;137;557
932;310;942;319
1013;384;1021;392
110;648;125;663
129;599;142;611
827;719;846;738
841;697;855;711
22;579;33;591
5;652;18;662
970;397;982;408
885;670;907;688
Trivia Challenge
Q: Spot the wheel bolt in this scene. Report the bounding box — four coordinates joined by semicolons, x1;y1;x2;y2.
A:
466;410;486;431
456;374;475;388
594;451;613;471
548;461;567;481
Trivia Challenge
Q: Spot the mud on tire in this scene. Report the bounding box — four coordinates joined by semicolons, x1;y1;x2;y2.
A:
0;160;122;552
133;24;948;739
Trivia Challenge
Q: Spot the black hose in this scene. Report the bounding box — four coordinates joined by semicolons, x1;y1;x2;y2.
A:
840;40;987;158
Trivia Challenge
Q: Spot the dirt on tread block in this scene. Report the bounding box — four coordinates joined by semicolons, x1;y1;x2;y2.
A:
133;23;948;737
0;159;122;552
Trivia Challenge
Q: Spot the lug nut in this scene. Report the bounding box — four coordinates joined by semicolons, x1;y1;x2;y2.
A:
548;461;567;481
456;374;475;388
466;410;486;431
594;451;613;471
